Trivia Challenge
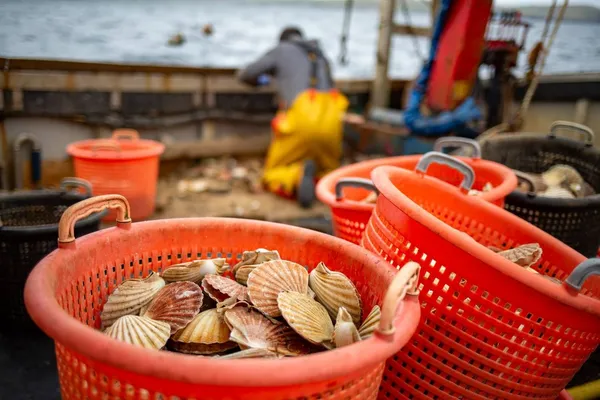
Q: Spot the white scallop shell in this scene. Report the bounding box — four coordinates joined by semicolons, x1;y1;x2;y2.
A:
100;272;166;329
277;291;334;346
308;262;362;324
104;315;170;350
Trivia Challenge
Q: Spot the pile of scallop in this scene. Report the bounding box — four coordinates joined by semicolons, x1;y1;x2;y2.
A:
513;164;595;199
100;249;380;358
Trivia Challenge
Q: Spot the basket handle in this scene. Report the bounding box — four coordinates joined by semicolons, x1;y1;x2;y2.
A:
60;177;93;197
335;177;379;201
548;121;595;146
433;137;482;159
565;258;600;291
91;140;121;153
112;129;140;141
377;261;421;337
415;152;476;192
58;194;132;244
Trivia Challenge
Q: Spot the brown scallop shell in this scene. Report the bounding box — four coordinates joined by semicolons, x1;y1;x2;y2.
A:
308;262;362;324
358;305;381;339
277;291;334;346
100;272;166;329
247;260;309;317
168;309;237;355
202;274;250;304
333;307;361;348
234;264;257;286
161;258;229;283
232;249;281;276
104;315;170;350
497;243;542;268
142;281;204;333
224;306;315;356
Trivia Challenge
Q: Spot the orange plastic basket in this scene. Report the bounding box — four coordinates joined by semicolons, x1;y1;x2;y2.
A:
24;195;421;400
67;129;165;221
361;161;600;400
316;140;517;245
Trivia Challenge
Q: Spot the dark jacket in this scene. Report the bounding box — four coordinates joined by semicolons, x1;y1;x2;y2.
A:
237;37;334;108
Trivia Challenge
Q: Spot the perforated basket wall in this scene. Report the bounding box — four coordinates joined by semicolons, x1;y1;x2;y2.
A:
25;216;420;400
0;191;103;325
316;155;517;245
480;134;600;258
362;166;600;400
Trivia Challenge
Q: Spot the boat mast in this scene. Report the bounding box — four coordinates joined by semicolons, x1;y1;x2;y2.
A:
371;0;436;109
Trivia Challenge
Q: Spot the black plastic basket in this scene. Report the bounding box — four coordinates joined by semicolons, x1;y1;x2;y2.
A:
480;121;600;258
0;178;106;327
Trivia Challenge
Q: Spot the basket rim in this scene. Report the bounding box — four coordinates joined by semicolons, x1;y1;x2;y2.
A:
24;217;420;387
316;154;518;211
67;138;165;161
0;191;106;234
482;133;600;205
371;165;600;317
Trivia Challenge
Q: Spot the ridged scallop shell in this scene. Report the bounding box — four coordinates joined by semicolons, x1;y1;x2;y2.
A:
277;291;334;346
161;258;229;283
308;262;362;324
247;260;309;317
362;192;378;204
539;186;576;199
169;309;237;355
498;243;542;268
142;282;203;333
333;307;361;348
358;305;381;339
232;249;281;276
101;272;166;328
235;264;257;286
218;348;283;359
202;274;250;303
224;306;315;356
542;164;583;187
104;315;170;350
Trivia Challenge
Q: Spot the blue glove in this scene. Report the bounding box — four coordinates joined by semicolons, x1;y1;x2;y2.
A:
257;74;271;86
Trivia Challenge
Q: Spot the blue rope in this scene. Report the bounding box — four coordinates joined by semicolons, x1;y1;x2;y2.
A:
403;0;482;137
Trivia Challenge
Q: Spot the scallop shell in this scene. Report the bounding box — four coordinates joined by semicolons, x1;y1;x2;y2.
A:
247;260;309;317
101;272;166;329
142;281;203;333
542;164;583;187
234;264;257;286
169;309;237;355
277;291;334;346
497;243;542;268
539;186;576;199
104;315;170;350
333;307;361;348
358;305;381;339
308;262;362;324
224;306;315;356
513;170;546;193
232;249;281;276
487;246;503;253
161;258;229;283
202;274;250;304
218;348;283;360
482;182;493;192
362;192;378;204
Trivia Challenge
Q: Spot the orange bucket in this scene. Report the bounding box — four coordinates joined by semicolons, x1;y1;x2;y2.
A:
316;141;517;245
362;162;600;399
67;129;164;221
24;195;421;399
